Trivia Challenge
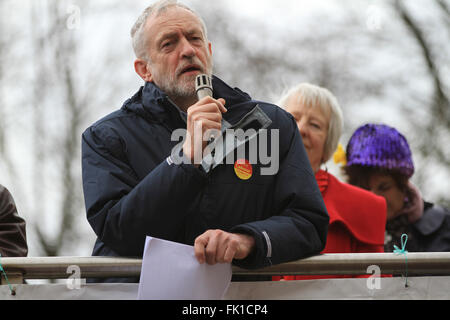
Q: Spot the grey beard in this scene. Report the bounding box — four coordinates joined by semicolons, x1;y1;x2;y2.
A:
154;58;213;104
160;76;197;102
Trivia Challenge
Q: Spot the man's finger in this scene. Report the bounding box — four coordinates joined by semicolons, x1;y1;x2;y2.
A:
192;97;227;114
217;98;227;113
216;236;229;263
191;112;222;124
205;231;220;265
223;239;239;263
194;233;210;264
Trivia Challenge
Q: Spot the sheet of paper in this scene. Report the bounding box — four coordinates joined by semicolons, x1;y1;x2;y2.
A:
137;236;232;300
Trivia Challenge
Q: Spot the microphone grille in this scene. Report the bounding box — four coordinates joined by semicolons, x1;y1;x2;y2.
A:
195;74;212;91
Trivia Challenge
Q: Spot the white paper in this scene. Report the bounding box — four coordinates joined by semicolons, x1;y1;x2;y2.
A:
137;236;232;300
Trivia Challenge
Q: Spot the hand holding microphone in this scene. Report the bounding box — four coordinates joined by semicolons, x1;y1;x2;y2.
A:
182;74;227;165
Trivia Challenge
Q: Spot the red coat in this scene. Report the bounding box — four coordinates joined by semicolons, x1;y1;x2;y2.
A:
275;170;387;280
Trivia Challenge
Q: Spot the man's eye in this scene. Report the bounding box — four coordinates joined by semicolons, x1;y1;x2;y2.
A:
161;40;174;49
190;36;203;43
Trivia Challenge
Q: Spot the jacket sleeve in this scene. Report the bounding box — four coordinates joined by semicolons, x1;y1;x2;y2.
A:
82;123;208;257
0;185;28;257
231;115;329;269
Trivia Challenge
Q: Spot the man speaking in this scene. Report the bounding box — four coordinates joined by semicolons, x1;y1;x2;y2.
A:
81;0;329;282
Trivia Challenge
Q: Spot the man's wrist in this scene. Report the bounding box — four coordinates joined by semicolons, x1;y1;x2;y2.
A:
234;233;255;260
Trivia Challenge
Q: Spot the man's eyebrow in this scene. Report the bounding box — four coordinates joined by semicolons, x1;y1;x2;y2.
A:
156;31;178;44
185;28;203;36
156;28;203;44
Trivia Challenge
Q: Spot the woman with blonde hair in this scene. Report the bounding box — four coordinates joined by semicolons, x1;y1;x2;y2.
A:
275;83;387;279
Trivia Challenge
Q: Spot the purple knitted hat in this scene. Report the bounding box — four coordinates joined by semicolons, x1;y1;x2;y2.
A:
346;124;414;177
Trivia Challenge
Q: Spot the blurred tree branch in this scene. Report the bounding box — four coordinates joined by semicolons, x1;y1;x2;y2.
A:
31;1;86;256
436;0;450;18
0;0;20;189
394;0;450;165
394;0;450;207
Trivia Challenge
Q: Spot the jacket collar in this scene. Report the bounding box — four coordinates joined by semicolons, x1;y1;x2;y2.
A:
413;202;447;236
123;75;253;128
317;170;387;245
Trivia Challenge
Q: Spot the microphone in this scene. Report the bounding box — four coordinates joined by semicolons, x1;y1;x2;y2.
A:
195;74;217;157
195;74;213;100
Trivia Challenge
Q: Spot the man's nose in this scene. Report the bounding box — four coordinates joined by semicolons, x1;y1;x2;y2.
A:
179;37;195;58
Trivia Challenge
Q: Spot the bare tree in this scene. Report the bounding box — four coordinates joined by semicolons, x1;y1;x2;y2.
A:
0;0;17;182
27;1;83;256
394;0;450;207
0;0;6;161
29;0;135;256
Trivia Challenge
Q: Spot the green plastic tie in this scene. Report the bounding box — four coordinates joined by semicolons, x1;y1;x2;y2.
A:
0;254;15;295
393;234;409;288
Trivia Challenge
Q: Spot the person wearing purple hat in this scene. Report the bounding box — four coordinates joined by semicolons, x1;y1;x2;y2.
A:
345;123;450;252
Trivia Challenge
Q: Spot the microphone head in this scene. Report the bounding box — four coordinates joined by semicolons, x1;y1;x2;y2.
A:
195;74;213;100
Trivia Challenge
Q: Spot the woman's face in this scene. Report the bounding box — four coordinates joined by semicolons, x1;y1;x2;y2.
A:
284;95;330;173
367;173;406;220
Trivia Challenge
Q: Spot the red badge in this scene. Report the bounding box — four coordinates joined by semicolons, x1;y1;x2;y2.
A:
234;159;253;180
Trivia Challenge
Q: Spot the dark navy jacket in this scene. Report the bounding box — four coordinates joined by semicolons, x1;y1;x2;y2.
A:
82;76;329;282
408;202;450;252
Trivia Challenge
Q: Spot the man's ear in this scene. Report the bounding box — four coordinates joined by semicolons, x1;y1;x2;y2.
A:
134;59;153;82
208;41;212;56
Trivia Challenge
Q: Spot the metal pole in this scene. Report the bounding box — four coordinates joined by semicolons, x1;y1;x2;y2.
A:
233;252;450;276
1;253;450;281
1;256;142;281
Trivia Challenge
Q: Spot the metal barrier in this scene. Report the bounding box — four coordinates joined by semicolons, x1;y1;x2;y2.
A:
2;252;450;284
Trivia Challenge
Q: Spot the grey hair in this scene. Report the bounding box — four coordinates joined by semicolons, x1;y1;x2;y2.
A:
278;83;344;164
131;0;208;61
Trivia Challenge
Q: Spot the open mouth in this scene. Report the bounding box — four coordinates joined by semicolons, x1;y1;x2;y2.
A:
179;64;202;76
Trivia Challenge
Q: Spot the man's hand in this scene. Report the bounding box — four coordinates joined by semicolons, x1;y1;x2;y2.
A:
194;230;255;265
183;97;227;165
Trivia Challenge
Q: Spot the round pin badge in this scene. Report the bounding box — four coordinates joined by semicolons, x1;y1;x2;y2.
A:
234;159;253;180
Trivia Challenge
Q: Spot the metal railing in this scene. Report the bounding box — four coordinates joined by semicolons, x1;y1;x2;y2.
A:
1;252;450;284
